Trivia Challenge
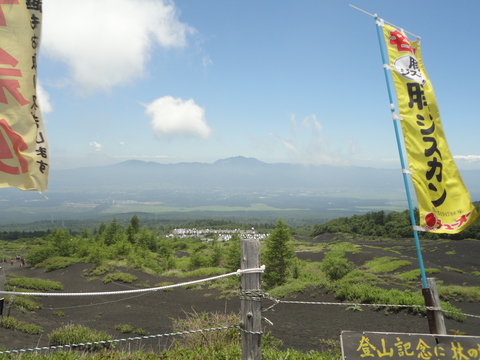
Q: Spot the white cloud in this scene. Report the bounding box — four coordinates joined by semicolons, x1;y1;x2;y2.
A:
202;55;213;67
36;81;53;114
42;0;195;92
89;141;104;152
146;96;211;138
454;155;480;162
271;114;350;166
269;132;299;154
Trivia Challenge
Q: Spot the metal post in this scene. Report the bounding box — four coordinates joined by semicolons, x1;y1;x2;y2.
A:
372;15;429;291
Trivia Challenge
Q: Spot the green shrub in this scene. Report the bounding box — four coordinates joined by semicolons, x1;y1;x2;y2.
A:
333;283;465;321
178;267;228;278
5;295;42;312
163;255;177;271
298;262;328;283
46;261;73;272
320;251;353;280
337;270;379;286
102;272;138;284
363;257;412;273
114;324;133;333
0;316;43;334
171;310;240;351
86;245;110;266
188;250;207;270
26;245;55;266
396;268;441;281
36;256;75;272
135;328;146;336
326;242;360;253
438;285;480;302
87;264;115;276
6;276;63;291
268;280;308;298
444;266;464;273
48;324;113;351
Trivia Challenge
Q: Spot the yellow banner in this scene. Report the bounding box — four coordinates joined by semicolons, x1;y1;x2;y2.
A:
0;0;48;191
382;24;478;233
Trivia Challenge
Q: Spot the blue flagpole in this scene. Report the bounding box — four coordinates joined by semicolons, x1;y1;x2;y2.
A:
373;15;429;290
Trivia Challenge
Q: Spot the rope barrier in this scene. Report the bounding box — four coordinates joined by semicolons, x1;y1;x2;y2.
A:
0;261;475;360
0;266;265;297
0;325;243;354
260;295;480;320
2;262;480;356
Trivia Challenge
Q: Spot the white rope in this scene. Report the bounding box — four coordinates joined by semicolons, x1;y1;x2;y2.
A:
0;266;265;297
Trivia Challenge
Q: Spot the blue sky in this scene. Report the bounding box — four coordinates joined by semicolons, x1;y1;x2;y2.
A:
38;0;480;170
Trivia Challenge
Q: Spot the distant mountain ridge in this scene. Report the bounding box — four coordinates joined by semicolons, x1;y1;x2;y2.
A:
46;156;405;192
45;156;480;199
1;156;479;226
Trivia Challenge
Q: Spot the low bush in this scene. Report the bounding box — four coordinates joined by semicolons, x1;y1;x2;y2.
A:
102;272;138;284
444;266;465;274
177;267;228;278
320;251;354;280
268;280;308;298
438;285;480;302
135;328;146;336
36;257;76;272
171;310;240;351
114;324;133;333
6;276;63;291
0;316;42;334
363;257;412;273
48;324;113;351
326;242;360;253
5;295;42;312
396;268;441;281
337;270;379;286
86;264;115;276
333;283;465;321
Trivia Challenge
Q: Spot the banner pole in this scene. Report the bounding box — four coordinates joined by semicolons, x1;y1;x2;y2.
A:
373;15;429;290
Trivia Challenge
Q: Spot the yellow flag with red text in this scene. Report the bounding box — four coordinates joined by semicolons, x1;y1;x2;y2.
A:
0;0;48;191
382;24;478;233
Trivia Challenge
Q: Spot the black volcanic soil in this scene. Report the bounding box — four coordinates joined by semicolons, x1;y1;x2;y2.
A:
1;235;480;354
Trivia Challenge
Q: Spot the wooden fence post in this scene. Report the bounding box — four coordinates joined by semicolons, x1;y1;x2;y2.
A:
241;238;262;360
426;277;446;334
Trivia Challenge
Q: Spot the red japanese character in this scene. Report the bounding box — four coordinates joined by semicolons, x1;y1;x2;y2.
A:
0;48;29;106
0;118;28;175
388;30;416;54
455;213;471;227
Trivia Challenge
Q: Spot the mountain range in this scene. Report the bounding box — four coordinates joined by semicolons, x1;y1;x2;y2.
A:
0;156;479;226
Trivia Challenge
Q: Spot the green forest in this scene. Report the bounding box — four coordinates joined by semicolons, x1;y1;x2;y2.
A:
312;207;480;240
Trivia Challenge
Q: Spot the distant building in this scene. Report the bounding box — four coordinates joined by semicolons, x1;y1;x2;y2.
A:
168;228;269;241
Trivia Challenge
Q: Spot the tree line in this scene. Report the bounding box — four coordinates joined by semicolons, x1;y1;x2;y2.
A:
311;209;480;240
22;215;297;290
